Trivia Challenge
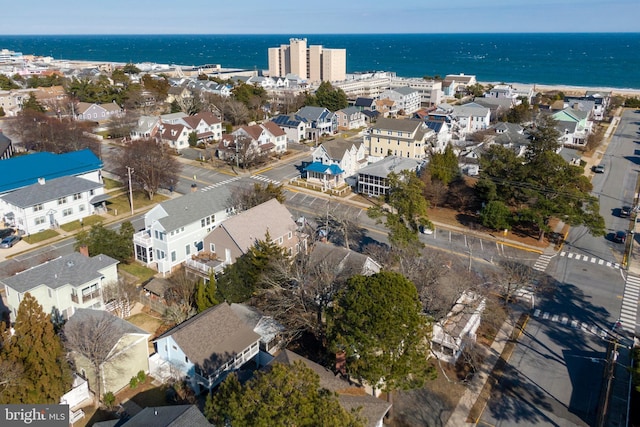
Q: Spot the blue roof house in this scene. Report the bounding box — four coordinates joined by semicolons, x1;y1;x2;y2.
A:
0;149;102;195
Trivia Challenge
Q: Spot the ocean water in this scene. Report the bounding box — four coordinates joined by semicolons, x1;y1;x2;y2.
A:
0;33;638;89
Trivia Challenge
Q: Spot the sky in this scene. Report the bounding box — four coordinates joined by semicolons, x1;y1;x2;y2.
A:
4;0;639;35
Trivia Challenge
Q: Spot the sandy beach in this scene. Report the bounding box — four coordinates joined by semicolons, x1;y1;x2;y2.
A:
481;81;640;98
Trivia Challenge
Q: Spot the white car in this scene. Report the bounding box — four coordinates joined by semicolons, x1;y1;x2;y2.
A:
420;225;434;235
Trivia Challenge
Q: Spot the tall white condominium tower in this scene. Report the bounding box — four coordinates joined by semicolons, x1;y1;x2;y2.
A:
268;38;346;83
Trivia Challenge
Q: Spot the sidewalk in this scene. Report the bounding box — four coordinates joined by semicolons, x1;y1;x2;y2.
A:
445;313;519;426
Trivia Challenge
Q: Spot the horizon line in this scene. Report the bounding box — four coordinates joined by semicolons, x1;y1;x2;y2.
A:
1;31;639;37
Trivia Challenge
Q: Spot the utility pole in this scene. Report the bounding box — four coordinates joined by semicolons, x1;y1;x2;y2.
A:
126;166;134;216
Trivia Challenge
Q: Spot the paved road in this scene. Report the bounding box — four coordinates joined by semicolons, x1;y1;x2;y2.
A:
480;110;639;427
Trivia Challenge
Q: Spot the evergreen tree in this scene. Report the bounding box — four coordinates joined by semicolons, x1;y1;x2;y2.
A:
327;271;435;394
314;81;348;111
195;274;219;313
21;93;46;113
205;362;363;426
428;144;460;185
368;170;431;250
1;293;71;404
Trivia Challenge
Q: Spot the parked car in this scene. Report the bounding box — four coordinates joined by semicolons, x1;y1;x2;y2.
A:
420;225;434;235
0;235;21;248
620;206;632;217
613;231;627;244
594;164;605;173
0;228;14;239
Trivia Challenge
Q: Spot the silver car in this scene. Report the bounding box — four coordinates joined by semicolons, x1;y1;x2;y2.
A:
0;235;21;248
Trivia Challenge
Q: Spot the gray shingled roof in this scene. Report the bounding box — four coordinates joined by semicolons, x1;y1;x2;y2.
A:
392;86;418;96
217;198;297;254
155;185;232;232
0;176;102;208
154;303;260;371
109;405;210;427
0;252;118;293
357;156;422;179
370;117;423;133
320;138;357;161
308;242;379;277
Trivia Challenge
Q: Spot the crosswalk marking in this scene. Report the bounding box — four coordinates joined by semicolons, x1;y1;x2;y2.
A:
250;175;281;185
533;254;553;272
200;176;241;191
558;251;620;270
619;275;640;333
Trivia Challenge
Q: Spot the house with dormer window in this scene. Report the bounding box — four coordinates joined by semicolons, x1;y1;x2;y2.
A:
305;138;366;189
335;106;366;130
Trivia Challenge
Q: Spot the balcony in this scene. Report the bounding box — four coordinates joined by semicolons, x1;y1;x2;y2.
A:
133;230;153;248
71;289;101;305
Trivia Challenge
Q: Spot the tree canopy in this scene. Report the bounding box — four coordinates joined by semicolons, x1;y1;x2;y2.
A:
428;144;460;186
0;293;71;404
368;170;431;250
205;361;363;427
306;81;348;111
476;116;605;238
74;222;135;263
115;138;181;200
327;271;434;393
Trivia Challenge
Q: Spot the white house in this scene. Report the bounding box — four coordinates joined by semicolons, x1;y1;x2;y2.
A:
452;102;491;135
305;138;367;189
74;101;123;122
0;251;119;321
0;176;106;235
270;114;309;144
133;186;235;275
431;292;485;364
379;86;421;115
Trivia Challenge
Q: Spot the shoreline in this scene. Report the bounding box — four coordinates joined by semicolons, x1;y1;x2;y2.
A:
479;81;640;97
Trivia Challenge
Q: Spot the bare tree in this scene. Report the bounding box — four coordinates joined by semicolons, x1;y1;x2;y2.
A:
115;138;181;200
224;99;250;125
230;134;268;169
490;259;540;305
102;279;138;318
63;311;127;406
105;110;139;139
319;201;363;250
252;246;359;345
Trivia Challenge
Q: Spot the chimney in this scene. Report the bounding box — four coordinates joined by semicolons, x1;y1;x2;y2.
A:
191;183;198;192
37;177;45;185
78;245;89;257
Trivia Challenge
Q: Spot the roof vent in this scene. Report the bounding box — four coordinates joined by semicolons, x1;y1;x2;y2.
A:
66;261;74;268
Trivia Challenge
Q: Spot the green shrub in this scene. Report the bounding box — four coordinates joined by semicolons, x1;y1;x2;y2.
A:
129;377;139;389
137;370;147;383
103;392;116;409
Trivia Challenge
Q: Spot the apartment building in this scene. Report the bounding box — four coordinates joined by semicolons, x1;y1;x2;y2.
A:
365;118;434;162
268;38;346;83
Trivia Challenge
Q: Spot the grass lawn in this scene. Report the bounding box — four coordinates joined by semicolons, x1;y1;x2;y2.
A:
23;229;59;244
119;263;157;283
59;215;104;232
116;377;169;408
103;177;123;190
127;312;163;336
105;192;167;216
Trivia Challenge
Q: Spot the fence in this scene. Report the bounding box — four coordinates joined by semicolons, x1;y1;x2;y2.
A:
139;292;167;315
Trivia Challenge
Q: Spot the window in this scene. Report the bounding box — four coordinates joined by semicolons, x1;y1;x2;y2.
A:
89;189;94;196
185;244;190;256
57;197;67;205
185;356;189;363
210;243;215;253
35;216;46;225
73;193;82;201
79;204;85;212
48;288;52;298
33;204;43;212
201;219;206;227
288;231;292;239
277;237;283;245
62;208;73;217
171;251;176;262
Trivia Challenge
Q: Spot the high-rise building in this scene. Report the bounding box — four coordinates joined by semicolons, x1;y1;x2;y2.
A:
268;38;346;83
